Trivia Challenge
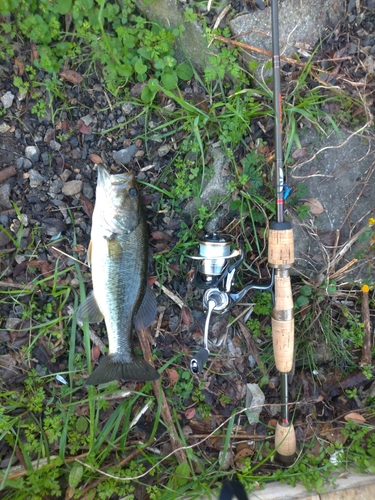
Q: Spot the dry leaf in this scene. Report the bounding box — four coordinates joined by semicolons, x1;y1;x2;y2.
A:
292;148;307;160
14;57;25;76
80;194;94;218
185;407;196;420
91;345;101;361
344;412;366;423
234;447;253;463
148;276;158;286
167;368;179;386
305;198;324;215
152;230;172;241
77;120;92;135
59;69;84;84
181;306;191;326
89;153;103;164
31;43;39;62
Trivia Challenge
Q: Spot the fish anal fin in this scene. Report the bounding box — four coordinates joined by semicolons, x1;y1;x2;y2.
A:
133;286;157;331
77;291;104;323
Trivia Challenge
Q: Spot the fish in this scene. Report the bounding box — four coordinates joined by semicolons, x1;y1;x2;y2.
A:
77;165;159;385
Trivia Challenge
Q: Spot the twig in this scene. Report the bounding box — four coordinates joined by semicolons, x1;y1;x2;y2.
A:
361;286;372;367
138;327;187;464
0;165;17;183
154;281;185;308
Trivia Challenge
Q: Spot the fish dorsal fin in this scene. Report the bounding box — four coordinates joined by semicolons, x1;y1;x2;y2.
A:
77;291;104;323
87;240;93;267
133;286;157;331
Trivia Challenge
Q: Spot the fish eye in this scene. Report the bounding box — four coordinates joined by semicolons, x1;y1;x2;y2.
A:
129;188;137;197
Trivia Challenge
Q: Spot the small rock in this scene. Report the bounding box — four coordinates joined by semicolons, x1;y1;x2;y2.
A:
347;0;356;13
41;152;50;166
112;144;138;164
28;169;44;188
5;317;21;330
122;102;135;115
60;170;71;182
70;148;82;159
245;383;265;425
49;179;64;194
25;146;40;163
80;114;93;126
0;230;11;246
1;91;15;109
158;145;171;157
62;180;83;196
0;184;12;210
0;123;11;133
49;140;61;151
17;91;27;101
82;182;94;199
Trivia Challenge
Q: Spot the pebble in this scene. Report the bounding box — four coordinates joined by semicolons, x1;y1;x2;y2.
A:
49;179;63;194
62;180;83;196
69;136;79;147
49;140;61;151
60;170;71;182
5;317;21;330
158;144;171;157
0;230;11;246
25;146;40;163
112;144;138;164
0;184;12;209
71;148;82;159
245;383;265;425
41;152;50;166
0;123;11;133
83;182;94;199
1;91;15;109
122;102;135;115
347;0;356;13
28;169;44;188
80;114;93;126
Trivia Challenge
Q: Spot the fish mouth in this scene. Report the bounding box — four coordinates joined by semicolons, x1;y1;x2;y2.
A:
97;165;135;189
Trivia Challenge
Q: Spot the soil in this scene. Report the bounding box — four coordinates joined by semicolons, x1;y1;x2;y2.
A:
0;0;375;495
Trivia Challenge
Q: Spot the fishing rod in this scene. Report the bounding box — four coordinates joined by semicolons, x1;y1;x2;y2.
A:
268;0;296;462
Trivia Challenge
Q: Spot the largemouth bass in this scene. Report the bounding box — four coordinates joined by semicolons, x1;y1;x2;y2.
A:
78;165;159;385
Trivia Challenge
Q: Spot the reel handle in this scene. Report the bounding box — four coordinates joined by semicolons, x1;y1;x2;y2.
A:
190;348;209;375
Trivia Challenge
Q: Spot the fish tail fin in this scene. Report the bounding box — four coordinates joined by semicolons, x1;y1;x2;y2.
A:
85;355;160;386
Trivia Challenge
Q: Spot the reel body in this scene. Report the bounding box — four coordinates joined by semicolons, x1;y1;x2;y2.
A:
187;233;274;374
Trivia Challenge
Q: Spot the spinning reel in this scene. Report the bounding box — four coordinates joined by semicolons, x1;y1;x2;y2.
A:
187;233;274;375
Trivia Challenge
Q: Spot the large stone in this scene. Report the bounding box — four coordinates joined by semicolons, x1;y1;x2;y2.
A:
229;0;346;78
135;0;212;71
289;128;375;283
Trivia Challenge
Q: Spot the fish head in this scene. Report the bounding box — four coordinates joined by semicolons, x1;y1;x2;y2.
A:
95;165;143;233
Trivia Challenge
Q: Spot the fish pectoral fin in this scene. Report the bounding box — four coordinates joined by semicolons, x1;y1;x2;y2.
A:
77;291;104;323
133;285;157;331
87;240;92;267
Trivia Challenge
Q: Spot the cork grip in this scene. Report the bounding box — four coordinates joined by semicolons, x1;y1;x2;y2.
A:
275;422;296;462
268;228;294;267
274;275;293;311
272;318;294;372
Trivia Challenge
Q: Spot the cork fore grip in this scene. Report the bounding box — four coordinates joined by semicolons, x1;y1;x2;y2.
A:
272;318;294;372
274;274;293;311
268;227;294;267
275;422;296;461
